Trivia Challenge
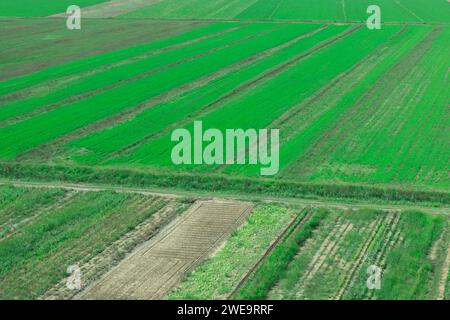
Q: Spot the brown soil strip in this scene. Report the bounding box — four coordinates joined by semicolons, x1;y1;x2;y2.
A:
77;200;252;299
1;20;195;82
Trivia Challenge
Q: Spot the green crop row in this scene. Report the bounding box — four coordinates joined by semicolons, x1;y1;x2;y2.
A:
0;23;255;122
0;23;285;159
0;22;235;95
0;187;170;299
68;23;330;163
168;204;296;299
343;211;446;299
234;208;328;299
119;26;399;167
122;0;450;23
281;27;449;189
2;162;447;205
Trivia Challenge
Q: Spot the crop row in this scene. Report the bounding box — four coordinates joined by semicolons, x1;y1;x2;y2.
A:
0;185;179;299
122;0;450;23
117;25;399;167
280;27;449;188
0;23;296;159
169;205;447;300
67;23;332;163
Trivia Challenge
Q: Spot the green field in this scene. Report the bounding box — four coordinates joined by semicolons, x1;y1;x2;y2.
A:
3;0;449;22
121;0;450;23
0;18;448;198
0;0;109;17
0;184;189;299
2;186;447;300
0;0;449;301
170;205;449;300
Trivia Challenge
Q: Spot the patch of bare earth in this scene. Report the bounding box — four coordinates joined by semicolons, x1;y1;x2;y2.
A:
40;199;188;300
437;233;450;300
50;0;161;18
77;200;252;300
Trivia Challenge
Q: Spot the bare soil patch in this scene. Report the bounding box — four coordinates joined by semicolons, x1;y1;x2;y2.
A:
78;200;252;299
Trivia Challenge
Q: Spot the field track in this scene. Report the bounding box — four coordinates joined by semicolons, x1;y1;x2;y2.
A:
78;200;252;299
1;179;448;215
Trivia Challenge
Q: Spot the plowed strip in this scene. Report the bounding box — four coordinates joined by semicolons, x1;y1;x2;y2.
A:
79;200;252;299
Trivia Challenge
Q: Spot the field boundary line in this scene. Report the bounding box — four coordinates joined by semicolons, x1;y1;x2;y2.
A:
0;176;448;215
35;16;450;27
394;0;425;23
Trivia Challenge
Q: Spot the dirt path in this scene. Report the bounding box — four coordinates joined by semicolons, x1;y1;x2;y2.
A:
50;0;160;18
438;237;450;300
0;179;448;215
77;200;252;299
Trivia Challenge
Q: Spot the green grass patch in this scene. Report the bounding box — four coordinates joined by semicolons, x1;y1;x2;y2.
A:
168;204;295;299
234;208;328;299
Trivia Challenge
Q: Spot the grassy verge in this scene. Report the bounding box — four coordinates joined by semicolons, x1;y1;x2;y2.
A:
0;162;448;205
234;208;328;299
167;204;296;299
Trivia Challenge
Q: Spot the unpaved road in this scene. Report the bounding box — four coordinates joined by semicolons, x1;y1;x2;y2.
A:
77;200;252;299
1;179;448;215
